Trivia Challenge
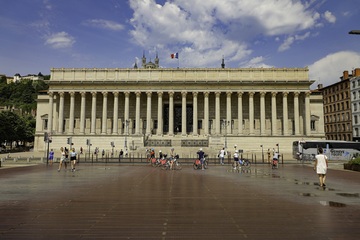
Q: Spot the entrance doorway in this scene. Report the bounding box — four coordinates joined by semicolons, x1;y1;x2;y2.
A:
163;104;193;134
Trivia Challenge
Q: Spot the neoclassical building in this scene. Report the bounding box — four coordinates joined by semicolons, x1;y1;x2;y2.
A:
35;60;325;158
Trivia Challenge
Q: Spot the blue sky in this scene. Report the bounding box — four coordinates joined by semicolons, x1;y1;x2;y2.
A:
1;0;360;89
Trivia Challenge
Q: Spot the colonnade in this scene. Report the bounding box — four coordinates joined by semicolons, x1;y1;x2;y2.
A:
47;90;311;136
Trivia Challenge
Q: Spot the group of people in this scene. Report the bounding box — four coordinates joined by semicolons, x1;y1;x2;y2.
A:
49;143;328;187
147;148;178;169
51;147;78;172
217;147;243;169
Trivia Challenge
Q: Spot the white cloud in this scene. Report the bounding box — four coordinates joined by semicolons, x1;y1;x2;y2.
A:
128;0;329;67
278;32;310;52
44;32;75;49
309;51;360;89
241;56;273;68
323;11;336;23
43;0;52;10
83;19;124;31
278;36;295;52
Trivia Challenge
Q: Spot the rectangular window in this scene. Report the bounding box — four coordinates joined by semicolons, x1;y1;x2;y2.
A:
154;120;158;129
143;120;146;129
44;119;48;130
311;120;316;131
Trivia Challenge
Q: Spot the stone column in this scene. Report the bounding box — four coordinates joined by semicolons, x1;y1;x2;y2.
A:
91;92;97;135
260;91;266;135
135;91;141;135
282;92;289;136
181;91;187;136
169;91;174;136
157;91;163;136
249;92;255;135
237;92;243;135
294;92;300;135
193;92;198;136
58;92;65;133
215;92;221;135
271;92;277;136
226;91;232;134
69;91;75;134
124;92;130;135
48;92;54;134
112;92;119;135
305;92;311;135
101;91;108;134
146;91;152;135
204;92;209;135
80;91;86;134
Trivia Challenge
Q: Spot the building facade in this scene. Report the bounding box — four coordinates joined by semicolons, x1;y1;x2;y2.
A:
350;68;360;141
322;70;354;141
35;65;325;158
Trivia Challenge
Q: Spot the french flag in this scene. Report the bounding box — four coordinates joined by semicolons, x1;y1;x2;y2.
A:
170;52;178;59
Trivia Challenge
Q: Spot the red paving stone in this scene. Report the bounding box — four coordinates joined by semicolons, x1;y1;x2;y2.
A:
0;163;359;239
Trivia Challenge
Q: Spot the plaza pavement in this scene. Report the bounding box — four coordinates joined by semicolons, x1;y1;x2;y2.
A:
0;152;359;239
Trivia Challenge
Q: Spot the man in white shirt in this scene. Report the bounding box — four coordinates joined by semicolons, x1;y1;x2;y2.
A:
218;147;225;165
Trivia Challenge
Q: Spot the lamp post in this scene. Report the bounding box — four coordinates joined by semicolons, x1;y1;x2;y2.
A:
110;141;115;157
124;120;129;150
86;139;91;161
222;120;230;149
260;145;264;163
349;30;360;35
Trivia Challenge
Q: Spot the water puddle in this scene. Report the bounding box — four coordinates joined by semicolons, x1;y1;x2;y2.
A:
299;193;316;197
295;181;313;185
336;193;359;198
320;201;347;207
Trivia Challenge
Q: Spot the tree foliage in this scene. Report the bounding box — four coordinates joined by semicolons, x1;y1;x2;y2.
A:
0;78;48;146
0;78;48;112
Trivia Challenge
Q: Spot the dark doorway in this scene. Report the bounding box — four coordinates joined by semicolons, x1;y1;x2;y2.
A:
163;104;193;133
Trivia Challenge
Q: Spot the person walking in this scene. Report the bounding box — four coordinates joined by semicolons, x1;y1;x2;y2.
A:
272;149;279;168
218;147;225;165
64;147;69;170
267;149;271;163
57;147;66;172
314;147;328;187
48;149;54;166
233;150;239;169
70;148;77;172
119;149;124;162
197;148;206;170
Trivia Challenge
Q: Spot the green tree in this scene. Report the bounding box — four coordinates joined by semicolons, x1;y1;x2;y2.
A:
0;111;35;148
0;111;22;148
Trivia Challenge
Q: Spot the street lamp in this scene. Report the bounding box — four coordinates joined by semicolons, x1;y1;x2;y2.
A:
349;30;360;35
222;120;230;149
110;141;115;157
86;139;91;161
260;145;264;163
124;120;129;149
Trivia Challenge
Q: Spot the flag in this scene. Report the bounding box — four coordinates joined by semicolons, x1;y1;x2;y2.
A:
170;52;178;59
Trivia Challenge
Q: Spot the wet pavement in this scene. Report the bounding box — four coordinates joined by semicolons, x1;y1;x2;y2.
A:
0;162;359;239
